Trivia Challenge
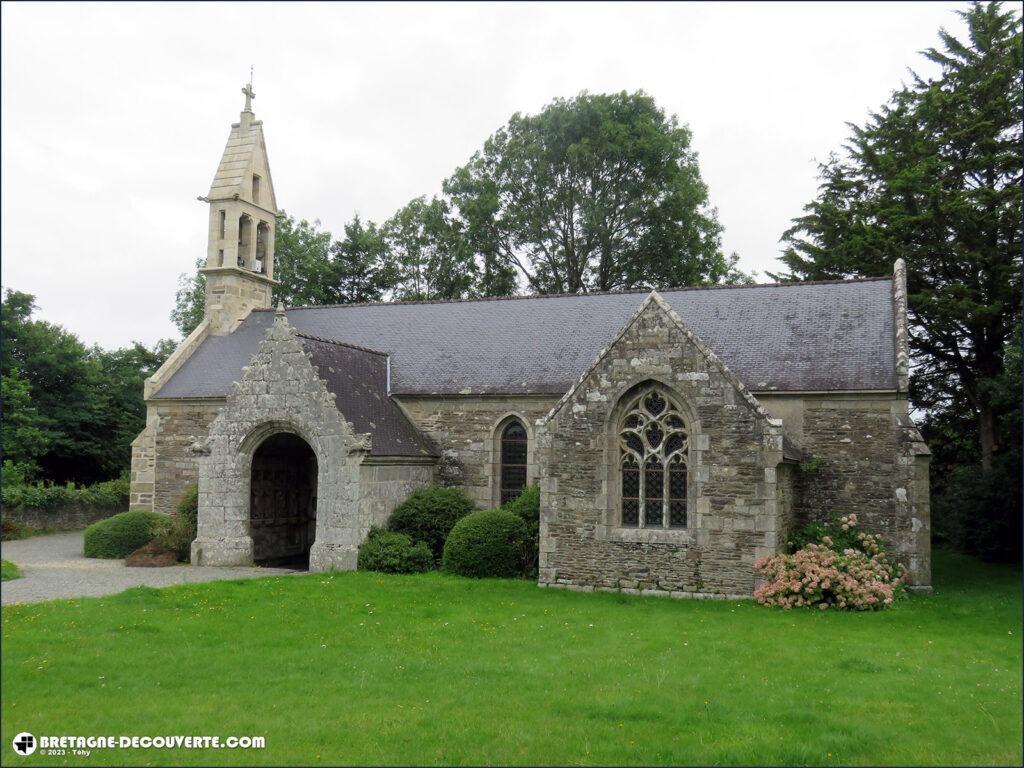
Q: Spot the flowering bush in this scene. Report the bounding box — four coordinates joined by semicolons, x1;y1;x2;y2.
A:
755;514;906;610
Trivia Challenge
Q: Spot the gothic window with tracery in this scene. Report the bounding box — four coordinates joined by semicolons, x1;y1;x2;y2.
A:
619;386;689;528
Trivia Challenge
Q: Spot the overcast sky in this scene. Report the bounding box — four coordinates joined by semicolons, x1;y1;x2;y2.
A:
2;1;968;349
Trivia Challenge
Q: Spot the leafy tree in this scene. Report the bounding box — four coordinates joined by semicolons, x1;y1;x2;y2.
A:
775;2;1022;476
170;258;206;337
443;91;742;294
3;289;104;482
272;212;337;307
2;289;173;484
383;197;477;300
1;367;49;476
91;339;176;478
332;215;389;304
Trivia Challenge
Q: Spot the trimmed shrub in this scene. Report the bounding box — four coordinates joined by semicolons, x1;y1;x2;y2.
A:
387;485;475;560
442;509;530;578
756;514;905;610
501;485;539;523
357;529;433;574
154;484;198;562
83;511;169;559
502;485;540;577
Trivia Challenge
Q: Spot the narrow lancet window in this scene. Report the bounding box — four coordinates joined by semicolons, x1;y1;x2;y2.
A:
499;420;528;504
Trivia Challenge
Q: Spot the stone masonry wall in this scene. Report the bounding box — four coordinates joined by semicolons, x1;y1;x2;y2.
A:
358;461;436;529
757;393;931;587
395;395;557;508
536;295;787;598
147;400;223;515
129;413;157;511
4;505;124;533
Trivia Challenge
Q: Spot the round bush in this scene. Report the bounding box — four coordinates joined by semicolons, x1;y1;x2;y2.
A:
357;530;433;574
84;511;169;559
501;485;539;524
387;485;475;560
442;509;529;578
501;486;540;576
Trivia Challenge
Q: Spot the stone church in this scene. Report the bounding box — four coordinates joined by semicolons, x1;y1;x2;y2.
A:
130;89;932;596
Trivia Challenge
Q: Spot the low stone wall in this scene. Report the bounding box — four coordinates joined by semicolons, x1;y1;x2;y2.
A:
3;505;125;532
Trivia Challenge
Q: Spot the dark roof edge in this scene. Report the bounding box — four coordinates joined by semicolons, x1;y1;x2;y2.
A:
257;275;894;313
296;332;388;357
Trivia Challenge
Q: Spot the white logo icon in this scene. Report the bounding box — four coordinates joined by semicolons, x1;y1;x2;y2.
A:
13;733;36;756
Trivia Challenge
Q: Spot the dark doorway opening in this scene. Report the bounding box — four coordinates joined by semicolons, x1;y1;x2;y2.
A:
249;433;318;569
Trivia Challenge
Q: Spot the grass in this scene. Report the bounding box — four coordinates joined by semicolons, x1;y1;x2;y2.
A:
2;549;1020;766
0;559;20;580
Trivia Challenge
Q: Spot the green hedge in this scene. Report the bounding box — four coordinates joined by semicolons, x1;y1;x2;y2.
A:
83;511;169;559
387;486;475;560
357;529;433;574
442;509;530;578
2;472;129;511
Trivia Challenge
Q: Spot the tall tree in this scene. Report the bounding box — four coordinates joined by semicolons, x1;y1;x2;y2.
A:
1;366;50;476
170;258;206;337
332;215;389;304
383;197;477;301
443;91;742;294
272;212;337;307
91;339;176;478
2;289;174;483
775;1;1022;475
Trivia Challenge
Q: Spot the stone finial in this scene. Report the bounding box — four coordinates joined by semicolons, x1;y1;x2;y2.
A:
276;300;286;317
893;258;910;393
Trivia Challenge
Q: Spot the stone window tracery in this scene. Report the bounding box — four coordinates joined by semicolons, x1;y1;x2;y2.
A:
619;386;688;528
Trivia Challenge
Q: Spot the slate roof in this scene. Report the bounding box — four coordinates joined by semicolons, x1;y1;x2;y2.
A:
156;277;897;401
298;335;437;458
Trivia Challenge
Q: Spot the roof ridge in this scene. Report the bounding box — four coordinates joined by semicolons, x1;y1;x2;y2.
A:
257;275;893;313
296;332;388;357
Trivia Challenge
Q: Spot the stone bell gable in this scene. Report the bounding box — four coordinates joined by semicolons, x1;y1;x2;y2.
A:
192;307;369;571
535;291;797;598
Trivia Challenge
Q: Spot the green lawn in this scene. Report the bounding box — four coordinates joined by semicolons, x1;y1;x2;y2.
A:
1;559;20;580
2;550;1020;766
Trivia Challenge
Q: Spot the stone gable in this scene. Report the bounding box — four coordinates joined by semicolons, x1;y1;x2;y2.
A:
192;310;368;570
536;292;790;598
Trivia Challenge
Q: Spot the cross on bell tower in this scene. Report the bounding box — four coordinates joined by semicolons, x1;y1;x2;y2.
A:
242;69;255;112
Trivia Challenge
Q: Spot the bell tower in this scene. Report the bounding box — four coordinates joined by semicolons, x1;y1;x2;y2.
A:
201;79;279;335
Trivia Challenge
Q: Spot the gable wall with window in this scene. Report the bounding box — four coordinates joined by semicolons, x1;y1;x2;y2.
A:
535;299;788;598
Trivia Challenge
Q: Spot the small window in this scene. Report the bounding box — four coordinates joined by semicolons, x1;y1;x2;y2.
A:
217;249;224;266
219;210;226;238
499;420;528;505
252;174;261;204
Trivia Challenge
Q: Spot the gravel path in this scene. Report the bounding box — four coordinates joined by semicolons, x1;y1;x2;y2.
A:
1;531;295;606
